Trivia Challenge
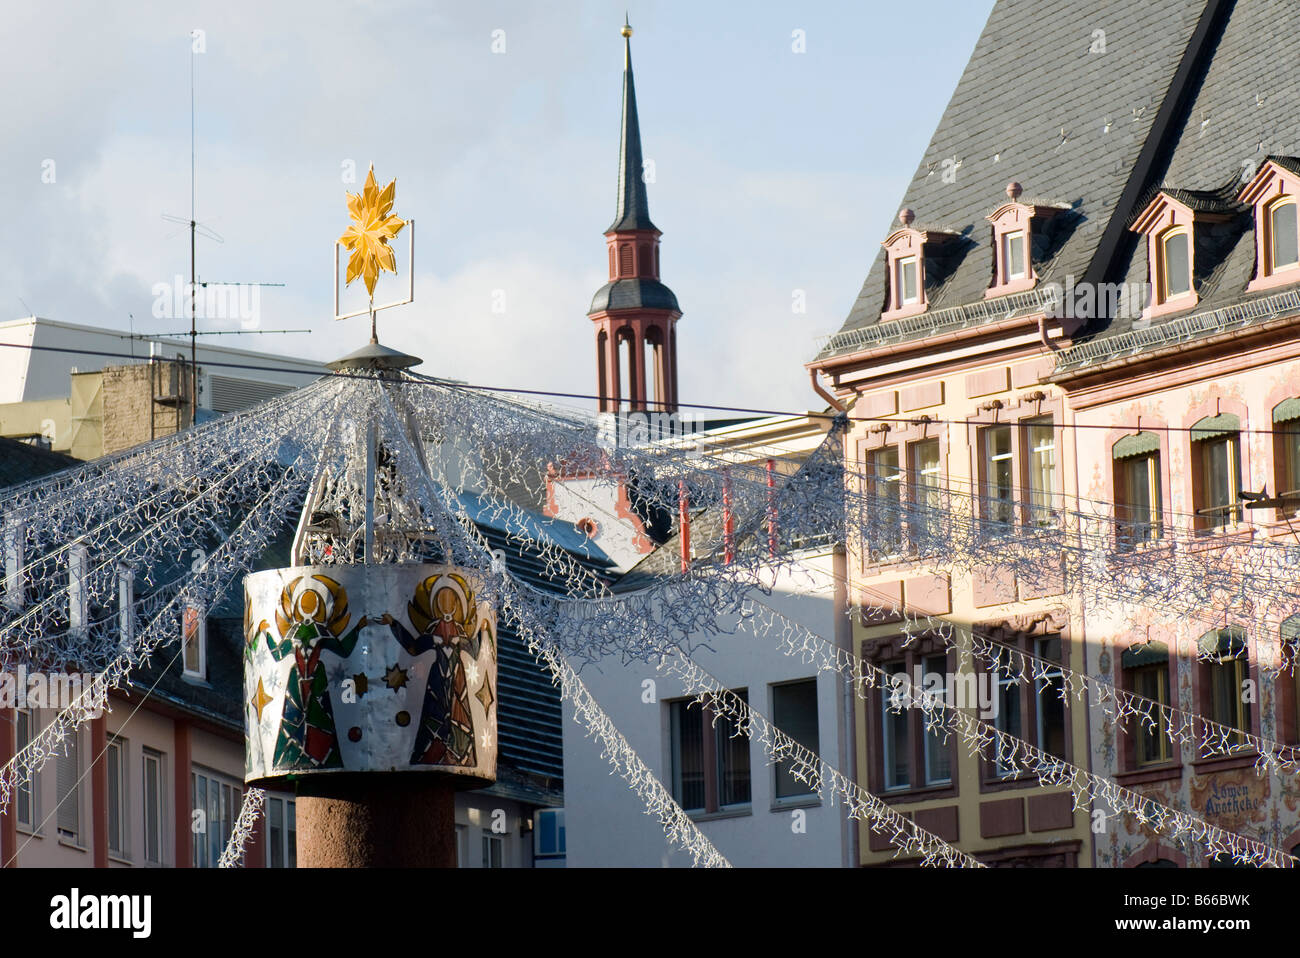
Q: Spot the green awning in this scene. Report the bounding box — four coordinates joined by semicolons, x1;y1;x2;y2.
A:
1282;616;1300;645
1273;398;1300;423
1197;627;1246;657
1113;431;1160;459
1121;640;1169;668
1190;413;1240;441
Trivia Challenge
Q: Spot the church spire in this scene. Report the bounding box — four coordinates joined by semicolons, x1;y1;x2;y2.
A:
609;17;656;233
589;18;680;415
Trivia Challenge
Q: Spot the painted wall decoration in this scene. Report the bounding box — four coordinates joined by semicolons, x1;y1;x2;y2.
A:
243;563;497;785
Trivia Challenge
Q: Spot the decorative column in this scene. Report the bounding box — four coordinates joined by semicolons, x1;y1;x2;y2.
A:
244;564;497;867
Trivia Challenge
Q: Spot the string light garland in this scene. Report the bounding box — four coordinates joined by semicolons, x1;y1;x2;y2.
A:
0;365;1294;868
217;787;265;868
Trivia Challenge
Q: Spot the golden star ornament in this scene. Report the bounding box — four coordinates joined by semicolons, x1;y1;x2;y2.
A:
338;166;406;298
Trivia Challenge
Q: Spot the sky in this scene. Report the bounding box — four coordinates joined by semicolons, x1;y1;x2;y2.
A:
1;0;994;414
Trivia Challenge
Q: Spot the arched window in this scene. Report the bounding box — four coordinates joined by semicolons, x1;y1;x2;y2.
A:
1113;431;1162;547
1190;413;1242;531
1197;626;1251;748
1239;159;1300;292
1267;197;1299;273
1159;227;1192;300
1282;615;1300;743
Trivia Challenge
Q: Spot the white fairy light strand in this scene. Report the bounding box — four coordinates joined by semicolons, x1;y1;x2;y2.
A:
370;381;732;867
218;787;265;868
653;648;983;867
737;597;1297;868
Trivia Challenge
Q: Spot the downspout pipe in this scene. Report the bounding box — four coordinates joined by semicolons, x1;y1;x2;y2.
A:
810;368;847;412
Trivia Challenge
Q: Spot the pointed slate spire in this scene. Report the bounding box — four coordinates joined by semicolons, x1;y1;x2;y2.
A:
609;18;657;233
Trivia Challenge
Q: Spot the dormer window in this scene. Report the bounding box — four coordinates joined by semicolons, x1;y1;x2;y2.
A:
895;256;919;305
1238;157;1300;292
985;183;1057;298
1158;227;1192;300
1268;197;1298;272
1130;189;1234;320
1002;230;1027;280
880;208;956;321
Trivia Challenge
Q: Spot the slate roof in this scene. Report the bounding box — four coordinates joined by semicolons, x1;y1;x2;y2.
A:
608;37;656;233
588;278;680;314
124;616;244;730
0;437;78;488
815;0;1225;359
1101;0;1300;343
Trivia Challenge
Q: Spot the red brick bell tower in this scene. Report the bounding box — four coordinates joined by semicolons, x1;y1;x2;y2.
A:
589;20;681;414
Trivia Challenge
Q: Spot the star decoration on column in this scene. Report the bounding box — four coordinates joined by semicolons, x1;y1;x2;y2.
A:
475;676;494;714
480;728;493;749
338;166;407;298
383;663;409;691
466;659;480;685
252;677;274;722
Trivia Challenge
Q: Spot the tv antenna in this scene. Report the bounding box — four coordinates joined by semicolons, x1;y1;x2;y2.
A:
160;34;285;426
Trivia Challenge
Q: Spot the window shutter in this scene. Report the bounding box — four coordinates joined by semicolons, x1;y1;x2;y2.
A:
57;737;79;837
1113;431;1160;459
1197;627;1246;657
1121;640;1169;668
1273;398;1300;423
1190;413;1240;441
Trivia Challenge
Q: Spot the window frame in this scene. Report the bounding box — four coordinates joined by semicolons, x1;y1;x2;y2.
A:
191;764;242;869
979;423;1016;533
667;690;752;816
141;747;166;866
976;619;1072;792
909;437;943;550
1002;229;1027;281
1240;161;1300;292
1113;437;1164;549
1267;196;1299;274
1191;428;1243;532
482;833;504;868
880;224;955;321
105;734;129;859
985;199;1053;298
769;678;821;805
182;603;207;681
1203;646;1252;750
1272;402;1300;519
1157;226;1193;302
895;255;920;306
856;422;948;570
265;793;297;868
862;636;957;801
14;708;38;833
55;726;82;845
1024;415;1058;528
1132;664;1173;767
866;445;904;560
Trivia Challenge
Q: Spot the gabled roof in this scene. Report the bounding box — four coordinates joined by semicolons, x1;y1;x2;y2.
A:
816;0;1223;359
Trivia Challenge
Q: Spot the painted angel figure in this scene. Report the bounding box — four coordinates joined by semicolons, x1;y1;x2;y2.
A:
259;575;364;771
381;574;485;767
